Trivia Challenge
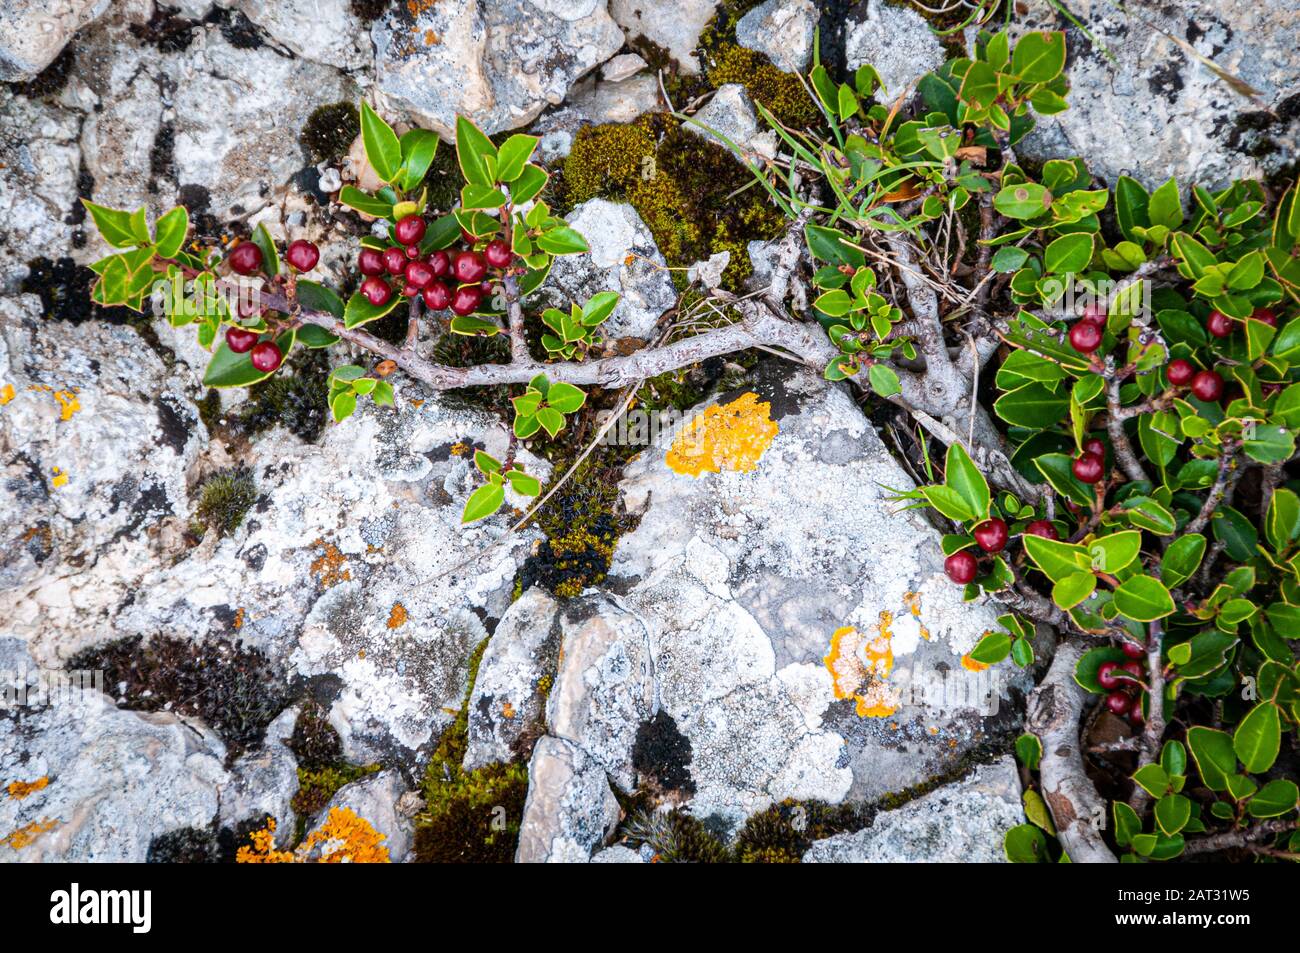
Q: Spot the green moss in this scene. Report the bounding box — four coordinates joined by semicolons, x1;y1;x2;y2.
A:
300;102;360;165
291;762;381;822
414;639;530;863
196;387;222;434
704;44;819;128
562;118;659;205
236;347;330;442
194;466;256;538
620;808;731;863
733;799;869;863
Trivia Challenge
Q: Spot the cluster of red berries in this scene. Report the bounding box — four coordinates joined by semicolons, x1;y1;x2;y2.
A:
942;515;1060;584
223;237;322;372
1098;641;1148;725
354;214;514;317
1066;302;1107;355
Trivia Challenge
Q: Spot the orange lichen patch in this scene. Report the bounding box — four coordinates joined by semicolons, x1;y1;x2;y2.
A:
501;700;516;719
53;390;80;420
823;613;898;718
903;590;931;640
386;603;408;629
424;28;439;45
449;441;469;457
50;467;68;488
6;777;49;799
310;539;351;588
233;607;245;631
237;810;391;864
665;392;778;477
0;383;14;405
961;653;989;673
3;818;58;850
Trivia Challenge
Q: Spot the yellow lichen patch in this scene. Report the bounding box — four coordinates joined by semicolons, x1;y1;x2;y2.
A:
3;818;58;850
6;777;49;799
449;441;469;457
50;467;68;488
961;653;989;673
387;602;408;630
501;700;516;719
310;539;351;588
0;383;14;405
665;392;778;477
237;809;391;864
53;390;80;421
823;613;898;718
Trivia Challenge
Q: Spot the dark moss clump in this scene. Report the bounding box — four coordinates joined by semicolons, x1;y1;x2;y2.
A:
414;639;530;863
431;332;514;418
621;808;730;863
147;826;223;863
235;347;331;442
300;102;360;165
632;711;696;796
214;8;265;49
129;7;201;53
286;700;343;768
283;702;380;835
67;635;292;760
350;0;390;22
732;799;870;863
193;466;257;538
21;257;136;325
15;46;75;98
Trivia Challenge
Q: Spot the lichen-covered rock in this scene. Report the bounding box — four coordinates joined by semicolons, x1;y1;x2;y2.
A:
1010;0;1300;189
538;199;677;341
531;73;663;162
845;0;945;102
686;83;778;164
219;707;300;847
373;0;624;138
0;639;228;862
232;0;372;71
0;91;81;291
803;757;1024;863
463;587;561;772
516;736;620;862
735;0;817;75
610;0;718;74
0;0;110;82
315;769;414;862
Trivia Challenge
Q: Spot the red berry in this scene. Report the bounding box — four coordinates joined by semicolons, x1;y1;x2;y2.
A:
360;276;392;307
1098;661;1122;690
422;281;451;310
226;326;258;353
1128;699;1146;726
1206;309;1233;338
406;244;422;260
1024;520;1059;541
401;281;422;297
1167;358;1195;386
1251;306;1277;327
1105;691;1131;716
944;550;978;585
1190;370;1224;402
1068;320;1102;354
428;250;450;277
453;250;487;284
973;518;1009;553
1120;661;1144;685
1121;639;1146;660
1072;451;1105;484
450;284;483;316
383;247;407;276
394;214;426;246
227;241;263;276
358;247;385;276
1080;302;1107;325
405;259;435;290
484;239;513;269
1083;437;1105;458
285;239;319;273
250;341;282;373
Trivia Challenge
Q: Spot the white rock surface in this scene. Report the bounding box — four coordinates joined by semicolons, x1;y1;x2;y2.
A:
735;0;817;75
516;735;620;862
803;757;1025;862
845;0;945;101
314;769;415;862
219;707;300;847
538;199;677;341
0;0;111;82
373;0;624;137
1010;0;1300;189
531;73;663;162
233;0;372;70
610;0;718;74
686;83;778;163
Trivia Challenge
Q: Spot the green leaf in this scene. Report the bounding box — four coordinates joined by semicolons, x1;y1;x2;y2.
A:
1033;453;1094;507
991;246;1030;273
203;329;295;388
512;390;543;417
330;390;357;423
994;382;1070;428
537;226;589;255
1233;703;1281;773
921;484;976;522
1187;726;1236;792
1247;779;1298;818
994;182;1052;220
372;380;395;407
461;183;507;210
1012;31;1066;84
1243;423;1295;464
296;279;346;321
1053;572;1097;610
1147;177;1184;230
1161;534;1206;588
1044;233;1094;274
814;289;853;317
510;164;549;205
1133;763;1171;798
1113;801;1142;847
1154;794;1192;836
251;223;280;277
545;381;586;414
1114;176;1150;242
1015;733;1042;770
153;207;189;258
82;200;143;248
1123;497;1176;536
1003;824;1047;863
506;469;541;497
1161;740;1188;778
339;185;395;219
461;482;505;524
513;413;541;439
1023;789;1055;834
495;134;538;183
1114;576;1175;622
581;291;620;327
1024;535;1090;583
1075;645;1126;693
297;324;341;349
397;128;440;191
968;631;1012;665
1087;531;1142;574
868;363;901;398
360;101;402;184
455;115;497;188
343;288;403;329
535;406;566;438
